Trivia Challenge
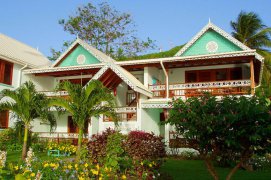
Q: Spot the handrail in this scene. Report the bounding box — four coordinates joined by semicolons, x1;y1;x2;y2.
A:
149;79;251;91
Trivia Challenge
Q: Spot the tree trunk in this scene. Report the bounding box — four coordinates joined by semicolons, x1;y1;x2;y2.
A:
226;162;242;180
22;125;29;160
204;159;219;180
76;128;83;160
226;154;250;180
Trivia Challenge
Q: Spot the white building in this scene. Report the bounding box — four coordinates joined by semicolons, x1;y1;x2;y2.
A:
0;22;264;145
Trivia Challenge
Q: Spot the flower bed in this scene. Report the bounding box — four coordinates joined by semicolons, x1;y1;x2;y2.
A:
47;142;76;156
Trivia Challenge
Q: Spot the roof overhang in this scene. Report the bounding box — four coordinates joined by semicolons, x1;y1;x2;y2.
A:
87;63;153;98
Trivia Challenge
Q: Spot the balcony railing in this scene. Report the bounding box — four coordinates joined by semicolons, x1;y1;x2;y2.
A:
103;107;137;122
34;132;89;144
149;80;251;98
40;91;68;97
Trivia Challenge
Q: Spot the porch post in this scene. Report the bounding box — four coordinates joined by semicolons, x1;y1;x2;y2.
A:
160;61;169;99
250;58;255;95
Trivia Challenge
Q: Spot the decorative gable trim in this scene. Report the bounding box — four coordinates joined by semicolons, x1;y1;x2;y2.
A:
52;38;113;67
88;63;152;97
175;22;263;62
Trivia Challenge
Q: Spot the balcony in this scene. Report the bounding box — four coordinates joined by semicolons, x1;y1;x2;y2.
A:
149;79;251;98
103;107;137;122
40;91;69;97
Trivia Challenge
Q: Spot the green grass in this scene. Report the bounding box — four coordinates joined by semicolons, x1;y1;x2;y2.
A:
160;159;271;180
117;45;184;61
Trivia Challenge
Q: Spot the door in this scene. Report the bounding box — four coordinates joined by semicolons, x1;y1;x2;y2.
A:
68;116;78;133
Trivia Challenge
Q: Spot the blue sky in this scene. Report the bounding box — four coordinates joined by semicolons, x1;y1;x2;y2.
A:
0;0;270;57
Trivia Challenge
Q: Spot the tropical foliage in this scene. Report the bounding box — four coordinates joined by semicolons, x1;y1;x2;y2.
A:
167;94;271;180
0;81;56;160
49;80;116;159
231;11;271;97
2;129;164;180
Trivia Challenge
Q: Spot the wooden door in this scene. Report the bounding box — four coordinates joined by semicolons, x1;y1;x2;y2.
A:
67;116;89;133
68;116;78;133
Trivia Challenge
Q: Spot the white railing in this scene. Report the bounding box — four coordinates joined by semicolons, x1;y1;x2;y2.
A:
40;91;69;97
149;80;251;98
104;107;137;122
34;132;89;139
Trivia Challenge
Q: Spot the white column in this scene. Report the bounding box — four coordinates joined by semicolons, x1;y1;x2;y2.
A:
165;123;170;149
144;67;149;87
137;97;142;130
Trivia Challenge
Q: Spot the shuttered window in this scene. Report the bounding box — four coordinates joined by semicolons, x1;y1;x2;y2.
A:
0;59;13;85
0;110;9;129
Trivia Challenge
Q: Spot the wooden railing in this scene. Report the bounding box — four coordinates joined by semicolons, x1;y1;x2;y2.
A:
126;91;136;106
103;107;137;122
149;80;251;98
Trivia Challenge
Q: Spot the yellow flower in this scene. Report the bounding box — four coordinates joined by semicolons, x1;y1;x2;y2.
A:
99;177;103;180
121;175;127;179
91;169;99;175
149;163;153;168
30;173;35;177
96;164;100;170
140;162;144;166
50;163;56;168
68;164;72;169
78;176;85;180
44;163;49;168
84;163;88;168
14;166;19;170
75;164;78;168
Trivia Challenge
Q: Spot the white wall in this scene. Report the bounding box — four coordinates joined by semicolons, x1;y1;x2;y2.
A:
31;112;69;133
116;82;127;107
141;108;162;135
22;73;56;91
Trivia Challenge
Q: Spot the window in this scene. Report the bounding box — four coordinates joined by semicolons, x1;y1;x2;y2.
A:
0;110;9;129
215;69;227;81
185;67;242;83
0;59;13;85
186;72;197;83
230;68;242;80
198;71;212;82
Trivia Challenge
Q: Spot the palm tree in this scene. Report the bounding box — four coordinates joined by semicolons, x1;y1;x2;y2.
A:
49;80;116;159
231;11;271;96
0;81;56;160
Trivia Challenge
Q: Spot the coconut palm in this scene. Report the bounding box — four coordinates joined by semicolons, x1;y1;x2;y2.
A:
231;11;271;96
0;81;56;160
49;80;116;159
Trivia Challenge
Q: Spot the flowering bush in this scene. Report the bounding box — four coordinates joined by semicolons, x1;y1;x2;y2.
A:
47;142;77;155
10;157;161;179
87;128;116;162
125;131;166;161
0;151;7;169
87;129;165;179
249;155;271;170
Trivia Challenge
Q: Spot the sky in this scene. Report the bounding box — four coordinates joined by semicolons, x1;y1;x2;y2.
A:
0;0;270;57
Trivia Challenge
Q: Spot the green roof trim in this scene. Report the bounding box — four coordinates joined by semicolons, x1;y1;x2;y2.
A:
59;45;100;67
180;30;242;57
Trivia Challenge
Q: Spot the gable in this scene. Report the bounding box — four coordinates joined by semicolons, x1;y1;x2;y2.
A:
180;30;242;57
58;45;101;67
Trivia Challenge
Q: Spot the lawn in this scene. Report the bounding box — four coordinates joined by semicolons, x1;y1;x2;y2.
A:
161;159;271;180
